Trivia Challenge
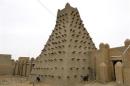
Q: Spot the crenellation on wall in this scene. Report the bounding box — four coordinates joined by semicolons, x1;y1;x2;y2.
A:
124;39;130;47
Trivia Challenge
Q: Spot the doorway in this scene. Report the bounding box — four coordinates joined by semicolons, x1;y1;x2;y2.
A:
112;60;122;81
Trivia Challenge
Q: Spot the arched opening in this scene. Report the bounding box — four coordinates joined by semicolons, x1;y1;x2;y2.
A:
112;60;122;81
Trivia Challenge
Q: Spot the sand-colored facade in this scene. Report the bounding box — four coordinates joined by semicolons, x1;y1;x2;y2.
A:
0;55;35;77
13;57;35;77
0;54;15;75
94;40;130;86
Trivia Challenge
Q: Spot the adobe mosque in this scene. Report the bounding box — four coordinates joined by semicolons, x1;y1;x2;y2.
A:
0;3;130;86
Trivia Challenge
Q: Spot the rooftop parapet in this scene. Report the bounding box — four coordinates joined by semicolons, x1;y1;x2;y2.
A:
124;39;130;47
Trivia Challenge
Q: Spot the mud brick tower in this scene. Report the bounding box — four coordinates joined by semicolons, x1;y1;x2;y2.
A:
31;3;96;86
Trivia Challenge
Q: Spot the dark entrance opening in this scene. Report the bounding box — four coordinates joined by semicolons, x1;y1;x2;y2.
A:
36;77;40;82
112;60;122;81
81;75;89;81
32;64;35;68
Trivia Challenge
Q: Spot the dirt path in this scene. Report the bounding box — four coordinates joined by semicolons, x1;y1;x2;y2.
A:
0;75;116;86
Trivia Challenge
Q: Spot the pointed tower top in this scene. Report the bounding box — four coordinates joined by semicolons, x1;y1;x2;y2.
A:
65;3;71;8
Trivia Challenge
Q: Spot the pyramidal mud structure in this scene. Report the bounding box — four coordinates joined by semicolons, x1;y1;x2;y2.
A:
31;3;96;86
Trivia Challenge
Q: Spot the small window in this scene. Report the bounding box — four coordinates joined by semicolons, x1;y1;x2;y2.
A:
70;39;72;42
76;35;79;37
74;46;77;48
72;34;75;37
75;40;78;42
61;67;64;70
83;41;86;44
77;59;80;61
58;76;61;79
72;58;75;61
67;76;70;79
88;42;90;45
70;67;73;70
59;59;63;61
76;68;79;70
72;51;76;54
55;67;57;70
83;52;87;54
58;51;61;54
52;75;54;78
74;75;77;78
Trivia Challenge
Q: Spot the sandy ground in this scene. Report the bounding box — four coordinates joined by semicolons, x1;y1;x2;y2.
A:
0;75;116;86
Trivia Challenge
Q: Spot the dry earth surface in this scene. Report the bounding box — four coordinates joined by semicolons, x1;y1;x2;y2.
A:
0;75;116;86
